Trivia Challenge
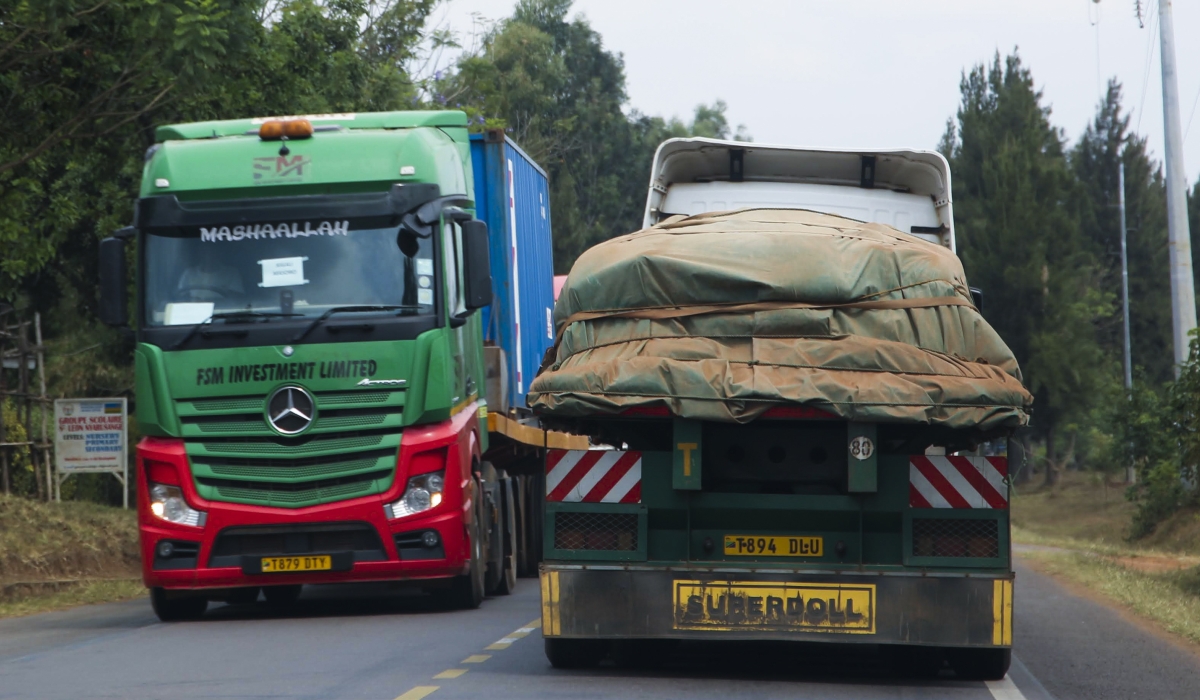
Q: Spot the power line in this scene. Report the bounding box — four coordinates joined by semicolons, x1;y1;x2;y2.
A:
1089;0;1102;101
1185;79;1200;143
1134;0;1159;137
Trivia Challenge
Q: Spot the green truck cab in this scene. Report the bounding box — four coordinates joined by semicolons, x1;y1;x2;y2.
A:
97;112;564;620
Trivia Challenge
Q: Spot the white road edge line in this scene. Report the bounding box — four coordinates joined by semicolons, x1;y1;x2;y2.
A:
986;676;1029;700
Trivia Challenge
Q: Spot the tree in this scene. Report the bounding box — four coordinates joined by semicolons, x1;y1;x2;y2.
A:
655;100;752;142
0;0;261;302
943;51;1111;484
446;0;746;271
1071;80;1173;386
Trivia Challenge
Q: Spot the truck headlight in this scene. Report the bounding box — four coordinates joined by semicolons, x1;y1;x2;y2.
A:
385;472;444;519
149;483;206;527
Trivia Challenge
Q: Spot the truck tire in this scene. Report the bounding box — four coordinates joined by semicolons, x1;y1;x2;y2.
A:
263;585;302;606
544;638;606;669
521;471;544;577
437;477;486;610
952;648;1011;681
225;587;260;605
481;462;505;594
514;475;532;577
882;645;944;678
492;476;518;595
150;588;207;622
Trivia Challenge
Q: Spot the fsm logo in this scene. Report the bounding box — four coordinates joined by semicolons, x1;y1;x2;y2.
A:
253;155;311;183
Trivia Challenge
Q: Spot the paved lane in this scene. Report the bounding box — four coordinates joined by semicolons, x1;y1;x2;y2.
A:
1;561;1198;699
1013;558;1200;700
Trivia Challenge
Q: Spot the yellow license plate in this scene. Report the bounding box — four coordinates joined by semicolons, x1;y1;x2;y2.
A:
724;535;823;557
260;555;332;573
673;580;875;633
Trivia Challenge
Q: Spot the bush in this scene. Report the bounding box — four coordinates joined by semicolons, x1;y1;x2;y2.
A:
1122;335;1200;538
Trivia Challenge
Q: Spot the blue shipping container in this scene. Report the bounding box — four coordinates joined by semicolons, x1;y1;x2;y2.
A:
470;132;555;411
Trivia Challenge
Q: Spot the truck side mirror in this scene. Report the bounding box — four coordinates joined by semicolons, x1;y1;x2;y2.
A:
98;235;129;327
461;220;492;310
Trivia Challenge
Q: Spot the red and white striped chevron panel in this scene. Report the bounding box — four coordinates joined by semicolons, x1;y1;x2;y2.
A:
545;449;642;503
909;455;1008;509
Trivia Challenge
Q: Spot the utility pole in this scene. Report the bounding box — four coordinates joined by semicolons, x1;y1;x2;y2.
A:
1119;162;1133;392
1120;162;1138;484
1157;0;1197;373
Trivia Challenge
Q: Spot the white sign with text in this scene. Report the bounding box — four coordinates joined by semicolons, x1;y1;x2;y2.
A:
54;398;127;474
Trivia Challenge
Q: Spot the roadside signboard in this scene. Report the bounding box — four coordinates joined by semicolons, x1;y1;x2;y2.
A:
54;398;128;507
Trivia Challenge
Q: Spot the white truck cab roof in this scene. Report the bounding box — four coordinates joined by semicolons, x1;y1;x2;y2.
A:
643;138;955;251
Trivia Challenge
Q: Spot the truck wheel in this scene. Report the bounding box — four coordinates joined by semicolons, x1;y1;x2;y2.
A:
611;639;673;669
882;645;944;678
225;587;260;605
481;462;506;594
544;638;607;669
493;477;518;595
514;475;532;578
952;648;1011;681
519;471;544;578
263;585;302;606
438;478;486;609
150;587;207;622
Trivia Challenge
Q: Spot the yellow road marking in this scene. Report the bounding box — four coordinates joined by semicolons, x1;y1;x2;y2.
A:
461;655;491;664
486;618;546;650
433;670;466;680
394;687;439;700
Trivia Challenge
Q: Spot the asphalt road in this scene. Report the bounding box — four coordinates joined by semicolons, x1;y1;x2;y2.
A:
1;559;1198;700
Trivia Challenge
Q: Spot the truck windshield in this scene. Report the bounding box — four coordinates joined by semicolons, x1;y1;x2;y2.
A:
142;219;436;326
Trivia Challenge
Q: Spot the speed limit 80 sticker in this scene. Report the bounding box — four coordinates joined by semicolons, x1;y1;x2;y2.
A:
849;436;874;461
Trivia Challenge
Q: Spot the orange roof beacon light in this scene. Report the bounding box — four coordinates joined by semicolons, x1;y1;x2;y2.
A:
259;119;314;141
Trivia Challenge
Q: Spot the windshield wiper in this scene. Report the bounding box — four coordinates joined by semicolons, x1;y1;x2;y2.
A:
291;305;420;343
170;311;302;350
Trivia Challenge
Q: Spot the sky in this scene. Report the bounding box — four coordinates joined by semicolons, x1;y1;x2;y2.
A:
432;0;1200;185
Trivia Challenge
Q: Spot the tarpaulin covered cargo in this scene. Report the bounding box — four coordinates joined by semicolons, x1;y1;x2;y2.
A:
528;208;1032;431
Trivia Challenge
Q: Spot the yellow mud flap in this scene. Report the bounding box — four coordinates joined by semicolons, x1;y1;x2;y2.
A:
992;579;1013;645
541;570;561;636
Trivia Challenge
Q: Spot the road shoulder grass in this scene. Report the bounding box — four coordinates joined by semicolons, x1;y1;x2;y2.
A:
0;494;143;618
1020;547;1200;648
1012;472;1200;650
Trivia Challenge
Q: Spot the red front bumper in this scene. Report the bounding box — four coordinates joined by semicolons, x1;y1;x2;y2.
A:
138;406;481;592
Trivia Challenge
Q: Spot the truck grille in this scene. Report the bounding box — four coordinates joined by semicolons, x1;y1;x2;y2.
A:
208;522;386;567
554;512;639;551
178;390;404;509
912;518;999;559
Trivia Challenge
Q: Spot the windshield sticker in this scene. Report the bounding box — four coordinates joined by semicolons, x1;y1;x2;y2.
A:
258;257;309;288
418;276;431;288
200;220;349;243
416;258;434;276
253;154;311;183
418;289;433;305
163;302;214;326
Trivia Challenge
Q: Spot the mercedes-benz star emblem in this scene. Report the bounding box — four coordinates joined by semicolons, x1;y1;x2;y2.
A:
266;386;315;435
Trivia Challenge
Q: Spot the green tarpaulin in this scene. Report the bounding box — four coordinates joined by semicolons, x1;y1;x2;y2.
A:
528;208;1032;432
